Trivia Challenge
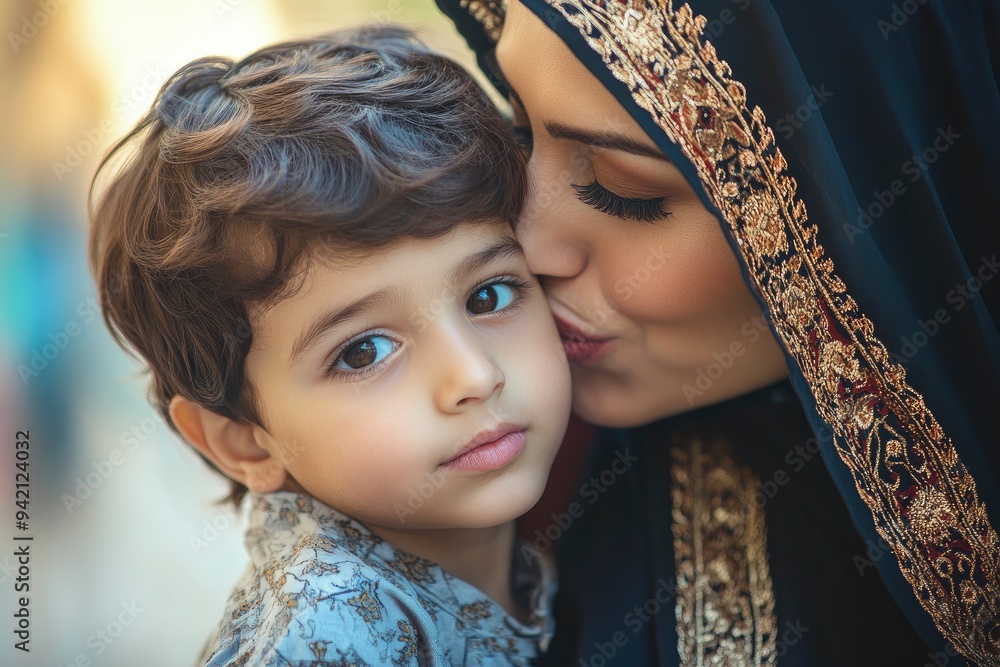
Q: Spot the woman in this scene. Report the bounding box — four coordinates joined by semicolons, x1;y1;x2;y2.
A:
435;1;1000;665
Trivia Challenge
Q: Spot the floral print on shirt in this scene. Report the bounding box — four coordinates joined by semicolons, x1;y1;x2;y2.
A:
198;490;556;666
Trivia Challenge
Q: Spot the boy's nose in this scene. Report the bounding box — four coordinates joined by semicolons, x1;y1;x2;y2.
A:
431;324;505;413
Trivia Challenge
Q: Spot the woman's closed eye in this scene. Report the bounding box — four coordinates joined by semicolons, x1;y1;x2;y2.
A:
572;178;671;223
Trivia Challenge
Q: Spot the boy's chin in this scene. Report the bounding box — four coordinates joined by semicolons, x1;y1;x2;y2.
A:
470;488;548;529
408;484;548;531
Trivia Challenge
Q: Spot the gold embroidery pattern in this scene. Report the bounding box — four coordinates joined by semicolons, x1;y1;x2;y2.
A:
671;437;777;666
458;0;508;41
533;1;1000;662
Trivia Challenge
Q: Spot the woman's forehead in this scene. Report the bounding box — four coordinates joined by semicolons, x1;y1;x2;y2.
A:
495;23;656;155
494;0;558;86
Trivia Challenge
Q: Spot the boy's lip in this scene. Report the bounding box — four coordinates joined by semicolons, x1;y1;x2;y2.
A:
440;423;526;467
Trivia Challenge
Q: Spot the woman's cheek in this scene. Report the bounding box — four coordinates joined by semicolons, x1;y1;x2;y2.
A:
605;241;727;325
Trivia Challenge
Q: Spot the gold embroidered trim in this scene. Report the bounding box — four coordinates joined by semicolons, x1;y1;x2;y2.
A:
671;437;777;667
458;0;508;41
532;1;1000;662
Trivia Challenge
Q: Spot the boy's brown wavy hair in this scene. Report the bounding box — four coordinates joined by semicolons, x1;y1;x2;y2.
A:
89;26;526;509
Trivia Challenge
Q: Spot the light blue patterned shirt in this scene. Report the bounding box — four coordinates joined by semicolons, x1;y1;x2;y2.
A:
198;490;556;666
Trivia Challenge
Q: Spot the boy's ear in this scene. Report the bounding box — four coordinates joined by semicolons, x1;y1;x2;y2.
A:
168;395;288;494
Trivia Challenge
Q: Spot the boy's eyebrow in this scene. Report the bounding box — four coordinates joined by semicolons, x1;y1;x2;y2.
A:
289;286;406;365
449;236;524;286
288;237;525;365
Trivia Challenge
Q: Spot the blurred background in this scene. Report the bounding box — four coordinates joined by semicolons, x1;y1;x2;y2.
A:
0;1;490;665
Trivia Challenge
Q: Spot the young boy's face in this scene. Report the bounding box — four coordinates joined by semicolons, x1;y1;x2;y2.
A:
244;221;572;530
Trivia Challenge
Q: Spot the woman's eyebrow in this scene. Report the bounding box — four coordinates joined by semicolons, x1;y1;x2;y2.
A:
545;121;671;163
485;48;668;162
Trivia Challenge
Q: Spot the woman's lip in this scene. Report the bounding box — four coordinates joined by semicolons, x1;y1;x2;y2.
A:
561;337;614;365
439;430;527;472
551;313;612;343
551;313;615;364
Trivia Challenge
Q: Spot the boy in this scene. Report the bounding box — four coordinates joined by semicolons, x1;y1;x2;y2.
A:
89;27;572;666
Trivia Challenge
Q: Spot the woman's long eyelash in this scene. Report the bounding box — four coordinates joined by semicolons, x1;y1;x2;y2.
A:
572;180;670;222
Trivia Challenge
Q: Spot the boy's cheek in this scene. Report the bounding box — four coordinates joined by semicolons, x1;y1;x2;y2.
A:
511;327;571;400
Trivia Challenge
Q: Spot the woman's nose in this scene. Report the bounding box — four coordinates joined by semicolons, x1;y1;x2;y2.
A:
517;160;589;279
431;323;506;413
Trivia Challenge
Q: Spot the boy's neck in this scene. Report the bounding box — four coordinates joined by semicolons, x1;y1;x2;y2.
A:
366;520;526;622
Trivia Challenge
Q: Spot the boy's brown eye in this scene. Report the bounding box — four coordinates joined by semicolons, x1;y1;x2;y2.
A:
343;340;378;368
466;282;518;315
325;334;398;378
468;287;499;314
